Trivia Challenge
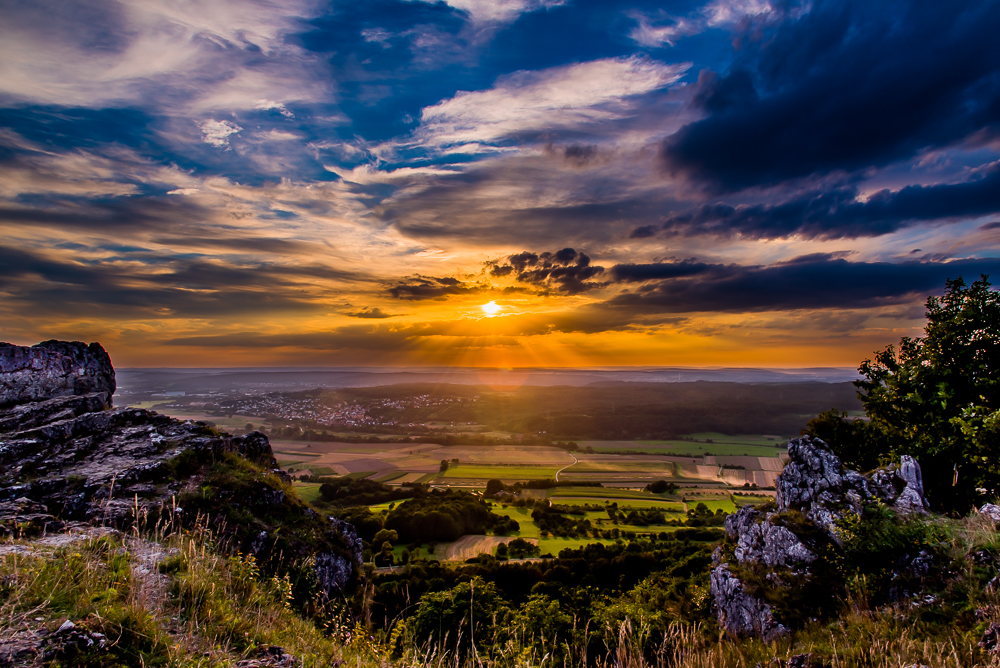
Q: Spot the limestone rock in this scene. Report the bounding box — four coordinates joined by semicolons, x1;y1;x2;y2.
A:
709;555;788;642
712;436;931;639
726;506;816;568
314;517;364;598
0;340;361;599
0;496;64;537
980;503;1000;522
0;341;115;408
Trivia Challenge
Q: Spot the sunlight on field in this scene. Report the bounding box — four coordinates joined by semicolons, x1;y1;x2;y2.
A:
291;482;323;504
440;465;558;479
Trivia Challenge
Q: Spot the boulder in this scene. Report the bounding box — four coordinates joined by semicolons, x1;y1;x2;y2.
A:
0;341;115;408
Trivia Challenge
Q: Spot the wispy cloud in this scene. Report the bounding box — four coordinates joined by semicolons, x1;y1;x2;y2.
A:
411;56;689;151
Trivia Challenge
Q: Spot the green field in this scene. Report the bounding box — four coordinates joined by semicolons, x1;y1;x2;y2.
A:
580;433;788;456
591;442;785;456
684;498;738;513
733;494;773;507
683;432;786;445
440;465;558;479
548;486;673;501
292;482;323;504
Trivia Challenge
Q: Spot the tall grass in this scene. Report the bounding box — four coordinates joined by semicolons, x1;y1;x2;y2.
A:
4;509;1000;667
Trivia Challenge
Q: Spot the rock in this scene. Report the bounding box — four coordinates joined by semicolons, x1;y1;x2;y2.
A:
38;619;109;662
980;503;1000;522
314;517;364;598
0;341;114;408
0;496;64;537
235;645;301;667
726;506;816;568
709;557;788;642
712;436;932;639
776;437;929;537
0;340;361;598
980;621;1000;652
786;654;813;668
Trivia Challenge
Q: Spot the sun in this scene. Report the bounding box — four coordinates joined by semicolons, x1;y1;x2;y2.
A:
480;300;502;316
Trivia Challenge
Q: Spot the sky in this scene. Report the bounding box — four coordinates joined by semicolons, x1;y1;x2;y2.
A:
2;0;1000;368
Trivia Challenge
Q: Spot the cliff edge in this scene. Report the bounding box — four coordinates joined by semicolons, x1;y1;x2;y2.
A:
0;340;361;599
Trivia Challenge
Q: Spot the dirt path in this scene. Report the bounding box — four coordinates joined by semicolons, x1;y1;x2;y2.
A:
554;454;579;482
444;535;539;561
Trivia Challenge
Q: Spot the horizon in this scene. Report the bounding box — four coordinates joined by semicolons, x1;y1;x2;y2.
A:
3;1;998;368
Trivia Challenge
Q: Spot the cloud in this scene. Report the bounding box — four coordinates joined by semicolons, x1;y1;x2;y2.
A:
629;0;774;47
346;307;399;319
0;241;374;320
0;0;328;113
660;0;1000;192
487;248;607;294
404;0;566;25
200;120;243;147
388;275;484;300
254;100;294;118
603;255;1000;313
636;164;1000;239
411;56;689;151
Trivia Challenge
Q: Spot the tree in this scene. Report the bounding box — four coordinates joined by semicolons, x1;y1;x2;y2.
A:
440;460;449;472
411;577;508;652
484;479;505;497
809;276;1000;513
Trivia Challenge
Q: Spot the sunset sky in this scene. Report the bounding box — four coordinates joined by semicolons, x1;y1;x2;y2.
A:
2;0;1000;368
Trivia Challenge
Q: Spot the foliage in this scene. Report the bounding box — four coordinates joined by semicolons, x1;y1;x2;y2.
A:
383;490;506;542
317;476;418;506
410;577;508;652
813;276;1000;513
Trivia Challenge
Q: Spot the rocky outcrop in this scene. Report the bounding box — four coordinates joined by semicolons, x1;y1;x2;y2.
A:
0;340;360;599
0;341;115;408
711;436;930;639
775;437;927;538
710;553;788;642
726;506;815;568
314;517;364;596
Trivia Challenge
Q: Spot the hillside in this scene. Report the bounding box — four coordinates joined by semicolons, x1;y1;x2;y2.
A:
4;340;1000;667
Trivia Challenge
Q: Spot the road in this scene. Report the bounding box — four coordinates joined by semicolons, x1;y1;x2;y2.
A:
554;453;579;482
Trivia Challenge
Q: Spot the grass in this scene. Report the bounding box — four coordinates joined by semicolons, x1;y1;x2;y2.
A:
309;466;337;476
440;465;559;479
549;486;673;501
7;511;1000;667
0;525;352;668
291;482;323;504
566;461;678;473
682;497;738;513
682;432;786;444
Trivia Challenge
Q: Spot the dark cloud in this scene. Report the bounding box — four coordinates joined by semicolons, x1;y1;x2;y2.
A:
638;165;1000;239
387;275;483;300
662;0;1000;192
603;255;1000;313
487;248;607;294
150;236;314;255
345;307;398;319
0;244;368;318
611;259;711;282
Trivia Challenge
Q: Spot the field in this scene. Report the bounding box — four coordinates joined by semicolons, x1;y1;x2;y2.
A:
440;465;559;479
292;482;323;504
